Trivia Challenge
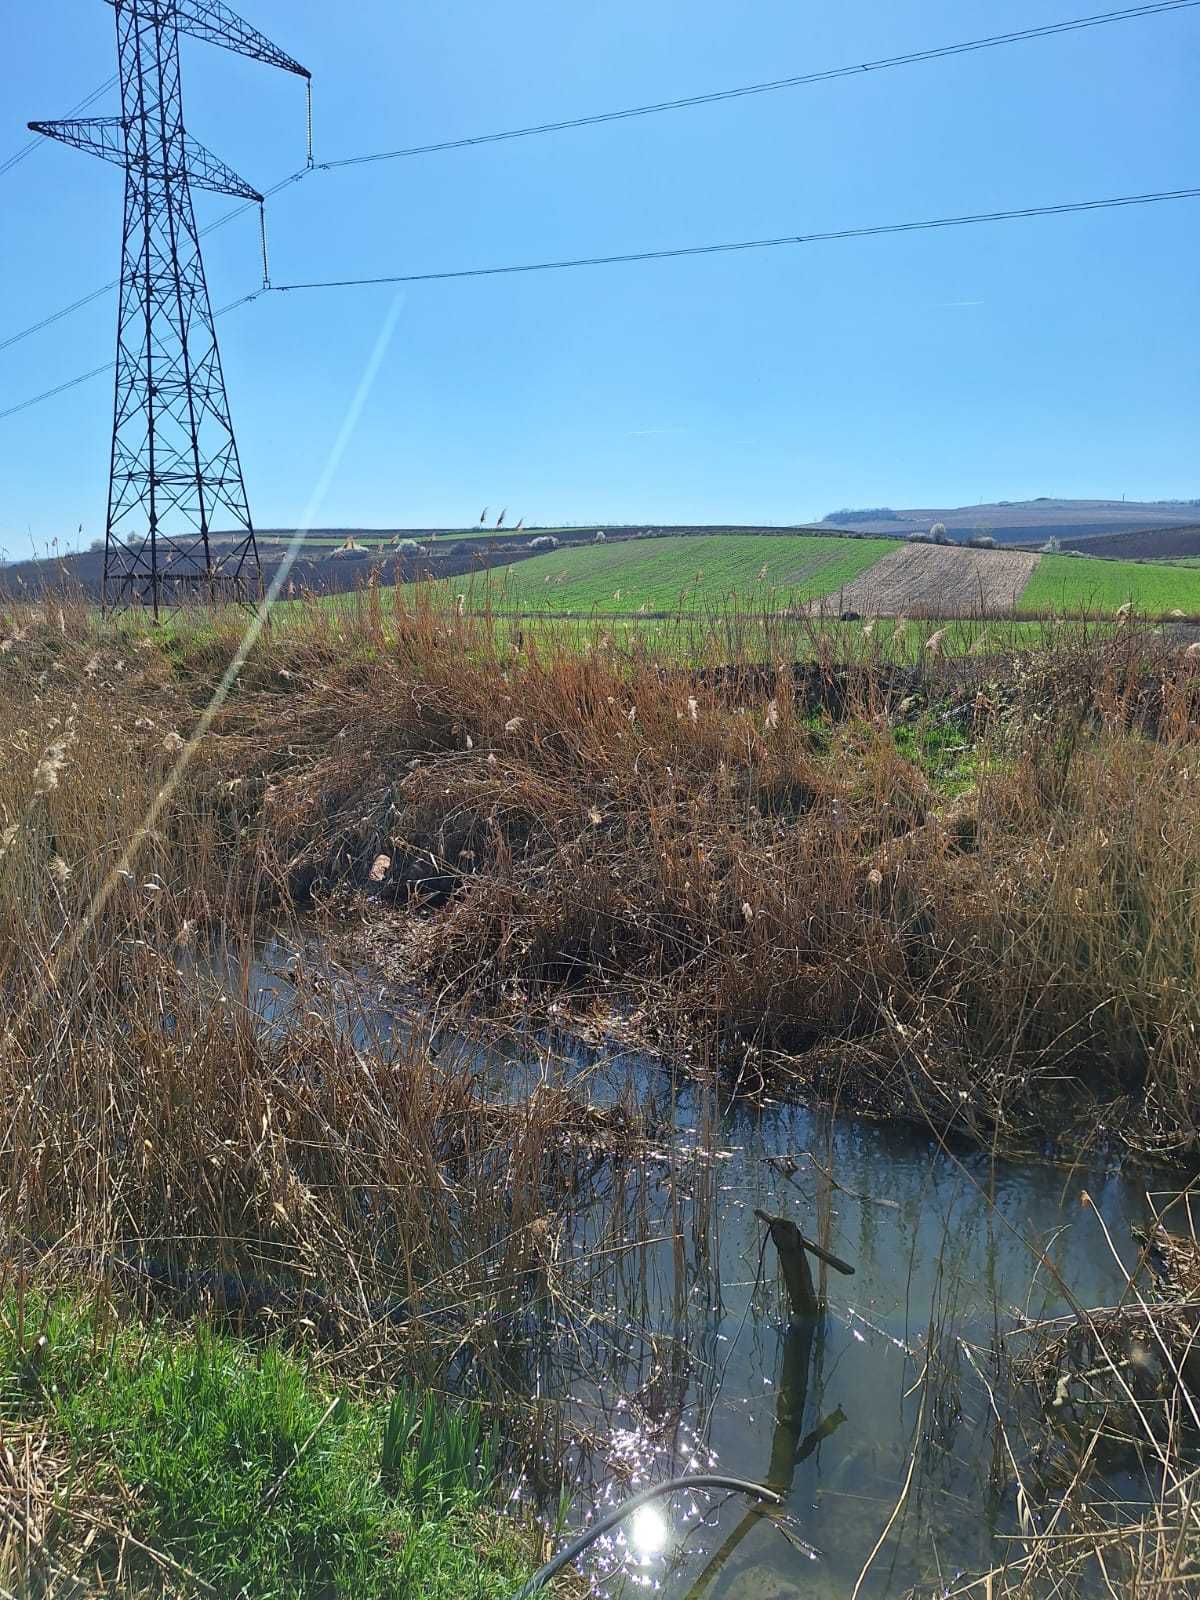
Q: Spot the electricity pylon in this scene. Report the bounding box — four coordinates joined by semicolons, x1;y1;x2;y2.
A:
30;2;309;617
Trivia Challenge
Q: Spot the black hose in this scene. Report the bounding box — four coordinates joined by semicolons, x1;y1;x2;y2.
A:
506;1473;783;1600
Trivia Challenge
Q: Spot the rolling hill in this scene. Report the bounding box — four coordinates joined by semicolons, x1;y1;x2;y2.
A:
821;498;1200;545
442;533;900;613
1057;524;1200;561
10;521;1200;625
434;535;1200;621
440;536;1200;621
0;524;847;600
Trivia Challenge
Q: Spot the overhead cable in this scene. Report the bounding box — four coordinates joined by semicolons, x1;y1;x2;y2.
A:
0;74;120;179
0;172;304;355
0;293;263;422
2;1;1195;354
4;184;1196;422
318;3;1200;171
268;186;1200;293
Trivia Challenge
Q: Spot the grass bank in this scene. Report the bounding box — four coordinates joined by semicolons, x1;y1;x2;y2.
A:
0;1291;538;1599
311;596;1114;663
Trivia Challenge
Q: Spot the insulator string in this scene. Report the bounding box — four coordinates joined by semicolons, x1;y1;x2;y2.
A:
259;203;270;289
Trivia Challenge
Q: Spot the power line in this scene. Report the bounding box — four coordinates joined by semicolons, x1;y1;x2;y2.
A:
2;1;1195;356
0;293;262;422
4;184;1196;422
0;359;116;421
317;2;1200;171
0;75;119;179
0;282;118;353
268;186;1200;292
0;170;305;356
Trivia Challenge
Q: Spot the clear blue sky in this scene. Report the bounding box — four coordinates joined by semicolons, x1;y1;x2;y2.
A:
2;1;1197;553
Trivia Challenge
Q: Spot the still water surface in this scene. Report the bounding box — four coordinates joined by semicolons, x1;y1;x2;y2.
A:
222;937;1152;1598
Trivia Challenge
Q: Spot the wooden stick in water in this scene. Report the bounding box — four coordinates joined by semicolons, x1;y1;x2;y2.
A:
754;1208;856;1280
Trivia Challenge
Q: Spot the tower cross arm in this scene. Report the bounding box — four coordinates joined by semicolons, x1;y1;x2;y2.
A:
182;135;263;201
103;0;310;79
27;117;262;202
27;116;128;170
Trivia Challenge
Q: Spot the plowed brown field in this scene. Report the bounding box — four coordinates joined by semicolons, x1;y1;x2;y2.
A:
813;544;1040;616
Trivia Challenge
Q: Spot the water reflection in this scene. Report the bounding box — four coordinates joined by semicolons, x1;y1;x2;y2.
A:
212;934;1152;1598
630;1504;670;1560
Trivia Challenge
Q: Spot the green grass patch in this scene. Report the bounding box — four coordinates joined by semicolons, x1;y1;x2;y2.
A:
1019;554;1200;616
440;533;899;614
513;613;1111;664
296;593;1113;666
0;1294;537;1600
891;716;978;795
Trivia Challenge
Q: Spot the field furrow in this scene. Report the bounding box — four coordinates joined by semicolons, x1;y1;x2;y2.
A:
816;545;1040;616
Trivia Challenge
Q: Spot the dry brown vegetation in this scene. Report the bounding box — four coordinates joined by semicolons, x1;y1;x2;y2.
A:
4;586;1200;1158
248;595;1200;1155
948;1193;1200;1600
0;591;666;1593
2;585;1200;1596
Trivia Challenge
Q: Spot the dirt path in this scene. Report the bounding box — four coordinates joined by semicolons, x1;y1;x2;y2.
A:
812;545;1041;616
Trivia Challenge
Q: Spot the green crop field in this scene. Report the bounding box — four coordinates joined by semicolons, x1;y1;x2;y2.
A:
445;533;900;613
519;613;1111;662
1019;554;1200;615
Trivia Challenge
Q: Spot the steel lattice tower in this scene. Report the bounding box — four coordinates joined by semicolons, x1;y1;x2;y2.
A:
30;1;309;617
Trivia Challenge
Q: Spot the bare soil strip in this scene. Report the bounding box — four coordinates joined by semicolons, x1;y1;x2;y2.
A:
814;545;1040;616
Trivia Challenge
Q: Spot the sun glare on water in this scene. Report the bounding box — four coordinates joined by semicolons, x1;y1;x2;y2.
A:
629;1504;670;1561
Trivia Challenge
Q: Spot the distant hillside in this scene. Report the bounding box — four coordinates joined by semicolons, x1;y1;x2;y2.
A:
822;499;1200;545
1057;524;1200;561
12;526;1200;625
0;523;841;601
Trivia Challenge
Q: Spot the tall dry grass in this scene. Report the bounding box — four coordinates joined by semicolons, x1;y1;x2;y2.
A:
943;1198;1200;1600
198;584;1200;1157
3;583;1200;1595
4;585;1200;1155
0;590;671;1390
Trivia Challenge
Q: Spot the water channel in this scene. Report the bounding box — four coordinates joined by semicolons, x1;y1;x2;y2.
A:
213;935;1158;1599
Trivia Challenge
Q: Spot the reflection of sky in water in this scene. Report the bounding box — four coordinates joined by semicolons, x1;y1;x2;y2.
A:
213;935;1152;1598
